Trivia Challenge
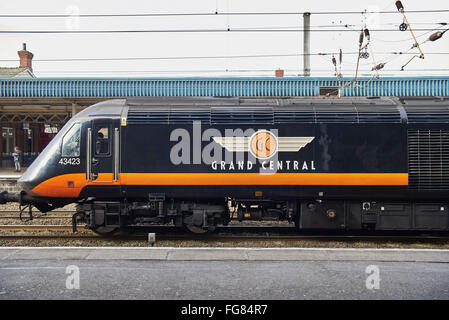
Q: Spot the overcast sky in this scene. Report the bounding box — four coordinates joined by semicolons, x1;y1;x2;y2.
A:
0;0;448;78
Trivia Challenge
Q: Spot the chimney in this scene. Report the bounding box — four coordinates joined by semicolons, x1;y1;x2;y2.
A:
275;69;284;77
18;43;34;71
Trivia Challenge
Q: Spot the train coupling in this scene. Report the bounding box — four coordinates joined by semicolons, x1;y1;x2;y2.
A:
0;190;36;205
0;191;34;221
0;191;19;204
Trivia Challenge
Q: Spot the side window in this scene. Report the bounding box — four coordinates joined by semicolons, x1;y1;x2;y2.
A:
61;123;81;157
95;126;110;155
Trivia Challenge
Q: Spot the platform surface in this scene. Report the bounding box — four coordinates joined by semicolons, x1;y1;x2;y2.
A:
1;247;449;262
1;247;448;299
0;168;24;180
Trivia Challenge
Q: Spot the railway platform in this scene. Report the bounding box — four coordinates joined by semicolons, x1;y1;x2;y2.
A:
1;247;449;262
0;168;23;193
0;169;23;178
0;247;448;299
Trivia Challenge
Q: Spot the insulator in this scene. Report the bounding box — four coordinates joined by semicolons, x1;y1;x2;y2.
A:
399;22;408;31
364;28;370;40
359;31;364;45
371;63;385;71
332;56;337;66
361;51;369;59
395;1;404;12
339;49;342;64
429;31;443;41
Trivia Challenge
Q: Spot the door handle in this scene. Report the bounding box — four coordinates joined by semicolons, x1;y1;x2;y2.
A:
92;157;99;166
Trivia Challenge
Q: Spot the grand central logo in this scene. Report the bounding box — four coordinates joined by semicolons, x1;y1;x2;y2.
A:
169;122;316;173
213;130;314;160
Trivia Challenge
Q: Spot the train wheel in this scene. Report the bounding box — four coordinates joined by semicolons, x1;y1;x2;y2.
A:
92;226;119;236
184;225;211;235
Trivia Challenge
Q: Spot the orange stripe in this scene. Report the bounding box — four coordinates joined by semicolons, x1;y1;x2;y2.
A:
124;173;408;186
30;172;409;198
30;173;120;198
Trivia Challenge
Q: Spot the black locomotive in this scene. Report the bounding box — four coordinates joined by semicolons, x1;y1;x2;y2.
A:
1;96;449;234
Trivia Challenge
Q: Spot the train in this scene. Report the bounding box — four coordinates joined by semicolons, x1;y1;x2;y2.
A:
1;96;449;234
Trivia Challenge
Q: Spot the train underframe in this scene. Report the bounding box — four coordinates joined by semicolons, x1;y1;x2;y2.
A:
72;194;449;234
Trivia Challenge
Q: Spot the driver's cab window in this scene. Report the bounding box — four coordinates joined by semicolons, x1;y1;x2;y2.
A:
95;126;110;156
61;123;81;156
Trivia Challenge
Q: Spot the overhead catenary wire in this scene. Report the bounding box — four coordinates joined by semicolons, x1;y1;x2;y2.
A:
0;28;446;34
0;52;447;63
23;70;449;78
395;1;425;70
237;22;448;29
0;4;447;78
325;11;448;73
343;23;442;43
28;68;449;74
0;9;448;18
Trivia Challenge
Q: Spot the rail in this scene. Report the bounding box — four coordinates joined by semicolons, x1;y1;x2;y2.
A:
0;233;448;242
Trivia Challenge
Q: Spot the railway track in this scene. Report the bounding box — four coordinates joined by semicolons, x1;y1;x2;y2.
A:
0;210;74;221
0;215;72;219
0;234;448;242
0;210;74;214
0;225;448;242
0;225;73;231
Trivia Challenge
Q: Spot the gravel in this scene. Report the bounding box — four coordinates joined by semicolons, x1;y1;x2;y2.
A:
0;203;77;212
0;218;72;225
0;232;448;249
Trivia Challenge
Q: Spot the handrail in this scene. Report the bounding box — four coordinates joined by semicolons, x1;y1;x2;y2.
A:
86;127;92;181
113;128;119;182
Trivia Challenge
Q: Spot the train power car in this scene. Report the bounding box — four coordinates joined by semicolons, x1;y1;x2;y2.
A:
1;96;449;234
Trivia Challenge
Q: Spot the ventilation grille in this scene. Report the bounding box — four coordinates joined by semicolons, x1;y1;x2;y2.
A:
127;110;169;124
408;130;449;190
273;110;316;123
127;105;402;124
127;109;210;124
357;107;403;123
274;106;401;124
211;107;274;124
406;106;449;123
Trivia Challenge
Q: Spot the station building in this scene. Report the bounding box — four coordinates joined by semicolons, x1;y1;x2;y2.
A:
1;44;448;167
0;44;104;167
1;44;37;167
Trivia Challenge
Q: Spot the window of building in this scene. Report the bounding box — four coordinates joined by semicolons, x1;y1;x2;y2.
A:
24;128;33;153
61;123;81;157
2;128;15;154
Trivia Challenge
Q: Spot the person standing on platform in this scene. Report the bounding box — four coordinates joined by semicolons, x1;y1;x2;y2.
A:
12;146;21;172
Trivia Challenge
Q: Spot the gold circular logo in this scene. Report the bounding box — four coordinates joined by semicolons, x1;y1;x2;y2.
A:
249;130;278;159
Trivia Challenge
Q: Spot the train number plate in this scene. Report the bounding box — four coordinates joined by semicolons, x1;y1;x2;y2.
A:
59;157;81;165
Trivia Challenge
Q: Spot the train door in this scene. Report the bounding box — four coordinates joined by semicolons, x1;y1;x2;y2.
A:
86;119;120;184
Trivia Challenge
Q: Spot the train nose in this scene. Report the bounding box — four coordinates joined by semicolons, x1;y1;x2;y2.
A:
17;169;36;193
16;136;62;194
